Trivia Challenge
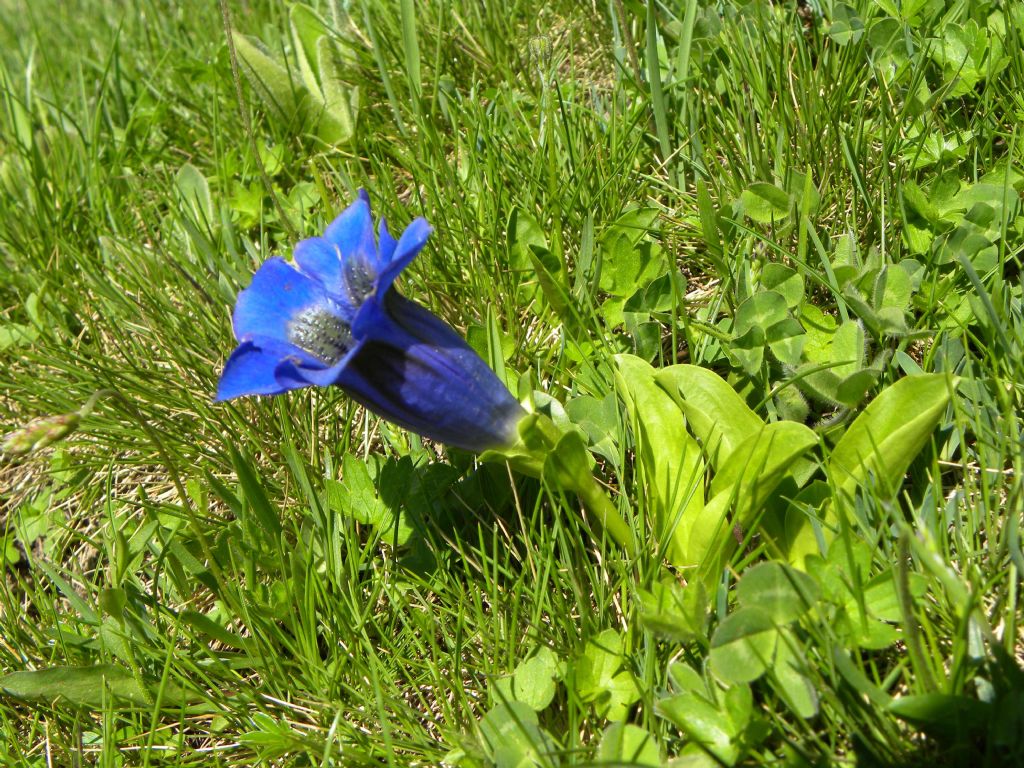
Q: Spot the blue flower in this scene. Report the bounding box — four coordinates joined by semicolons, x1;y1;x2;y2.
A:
217;190;524;452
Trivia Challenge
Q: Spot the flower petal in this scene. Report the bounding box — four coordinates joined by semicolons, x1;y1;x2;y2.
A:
216;338;317;400
338;293;524;451
378;217;397;264
322;189;377;271
293;237;348;302
274;339;364;389
374;218;432;300
232;258;326;343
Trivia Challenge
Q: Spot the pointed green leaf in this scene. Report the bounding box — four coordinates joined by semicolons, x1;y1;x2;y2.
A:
737;183;791;223
709;421;818;523
654;364;764;468
597;723;660;766
0;665;191;708
615;355;704;565
736;562;819;624
232;32;302;125
829;374;953;498
290;3;329;94
317;37;356;143
709;607;779;685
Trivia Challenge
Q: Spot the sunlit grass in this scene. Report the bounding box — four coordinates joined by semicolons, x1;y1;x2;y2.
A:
2;0;1022;765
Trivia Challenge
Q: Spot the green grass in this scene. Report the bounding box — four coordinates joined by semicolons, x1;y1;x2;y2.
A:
1;0;1022;765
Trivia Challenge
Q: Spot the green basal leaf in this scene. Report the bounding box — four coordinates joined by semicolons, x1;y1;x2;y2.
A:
615;355;704;565
736;182;791;223
772;631;819;718
709;606;778;685
735;561;819;625
573;629;640;721
0;665;193;708
708;421;819;524
654;364;764;468
638;578;709;642
829;373;953;499
596;722;661;766
232;32;303;126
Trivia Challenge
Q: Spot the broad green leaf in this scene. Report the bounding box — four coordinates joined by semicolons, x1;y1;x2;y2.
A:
654;364;764;468
480;702;558;768
175;163;213;224
657;690;741;765
638;578;709;642
676;491;732;573
828;3;864;46
709;607;779;685
597;723;660;766
709;421;819;522
735;562;819;624
829;374;952;498
574;629;640;721
506;647;561;712
232;32;303;125
615;355;704;565
737;183;791;223
772;632;819;718
0;665;191;708
775;481;831;566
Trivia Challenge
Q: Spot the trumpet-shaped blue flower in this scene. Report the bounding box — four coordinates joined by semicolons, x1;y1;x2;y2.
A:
217;191;524;452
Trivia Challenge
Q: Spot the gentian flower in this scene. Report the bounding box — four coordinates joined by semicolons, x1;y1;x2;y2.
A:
217;190;525;452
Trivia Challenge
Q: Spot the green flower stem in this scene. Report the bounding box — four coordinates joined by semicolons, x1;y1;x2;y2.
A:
482;412;637;556
569;469;637;557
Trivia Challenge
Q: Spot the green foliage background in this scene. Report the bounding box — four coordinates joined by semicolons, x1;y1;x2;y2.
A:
1;0;1022;765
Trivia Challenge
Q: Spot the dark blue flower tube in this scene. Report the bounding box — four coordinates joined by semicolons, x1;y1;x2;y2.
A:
217;191;525;452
